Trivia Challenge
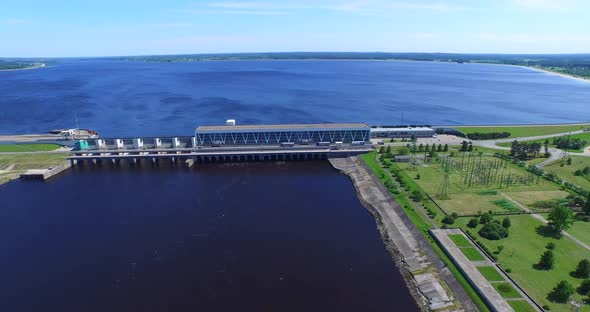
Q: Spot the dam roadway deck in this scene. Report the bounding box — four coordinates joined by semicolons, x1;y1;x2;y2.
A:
68;145;374;165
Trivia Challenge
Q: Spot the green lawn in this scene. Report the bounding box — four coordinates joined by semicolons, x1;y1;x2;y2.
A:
393;153;560;215
455;124;590;139
566;221;590;247
543;156;590;192
460;247;486;261
456;215;590;311
477;266;505;281
0;153;69;185
449;234;472;247
493;282;522;298
508;300;538;312
0;144;62;152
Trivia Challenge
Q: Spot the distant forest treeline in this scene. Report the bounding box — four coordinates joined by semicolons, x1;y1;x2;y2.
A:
113;52;590;79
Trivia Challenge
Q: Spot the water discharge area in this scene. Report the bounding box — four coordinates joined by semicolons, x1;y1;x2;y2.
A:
0;161;418;312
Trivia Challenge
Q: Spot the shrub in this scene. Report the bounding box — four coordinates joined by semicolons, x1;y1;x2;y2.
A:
505;268;512;273
478;220;508;240
467;217;479;228
502;217;511;229
538;250;555;270
442;215;456;225
411;190;424;201
542;305;550;310
548;280;575;303
546;242;556;250
578;279;590;295
479;211;493;224
575;259;590;278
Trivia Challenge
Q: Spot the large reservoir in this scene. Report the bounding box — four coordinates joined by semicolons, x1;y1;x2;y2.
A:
0;161;418;311
1;60;590;136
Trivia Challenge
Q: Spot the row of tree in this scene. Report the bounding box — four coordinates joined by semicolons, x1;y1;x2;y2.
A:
510;141;543;160
466;132;511;140
553;136;588;150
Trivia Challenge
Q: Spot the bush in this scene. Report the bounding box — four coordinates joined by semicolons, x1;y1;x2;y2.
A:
505;268;512;273
467;217;479;228
542;305;550;310
502;217;511;229
548;280;575;303
538;250;555;270
478;220;509;240
442;215;456;225
411;190;424;202
575;259;590;278
578;279;590;295
546;242;556;250
480;211;493;224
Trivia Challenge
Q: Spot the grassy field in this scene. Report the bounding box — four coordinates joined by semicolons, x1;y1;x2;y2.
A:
543;156;590;192
477;266;505;281
0;144;62;152
493;282;522;298
394;153;562;215
460;247;486;261
503;190;569;209
508;300;537;312
566;221;590;247
449;234;472;247
456;215;590;311
0;153;69;185
360;152;492;312
497;132;590;152
455;124;590;139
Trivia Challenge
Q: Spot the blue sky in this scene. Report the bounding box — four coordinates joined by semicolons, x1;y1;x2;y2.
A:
1;0;589;57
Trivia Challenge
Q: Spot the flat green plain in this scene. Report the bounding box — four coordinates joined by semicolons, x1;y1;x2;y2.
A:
460;247;486;261
543;156;590;192
0;144;62;152
477;266;505;281
449;234;472;247
455;124;590;139
508;300;537;312
493;282;521;298
497;132;590;152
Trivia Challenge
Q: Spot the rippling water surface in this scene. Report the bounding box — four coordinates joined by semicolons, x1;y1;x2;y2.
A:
0;161;418;312
1;60;589;136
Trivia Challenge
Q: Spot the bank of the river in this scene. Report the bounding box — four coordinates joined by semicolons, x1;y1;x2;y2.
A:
329;156;478;311
0;63;45;71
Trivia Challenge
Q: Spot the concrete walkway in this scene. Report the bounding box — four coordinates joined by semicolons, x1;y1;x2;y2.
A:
329;156;461;311
431;229;515;312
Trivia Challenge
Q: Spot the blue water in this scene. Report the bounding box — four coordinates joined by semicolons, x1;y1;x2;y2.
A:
1;59;590;137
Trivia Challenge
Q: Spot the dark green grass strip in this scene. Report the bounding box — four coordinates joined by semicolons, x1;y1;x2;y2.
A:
493;282;522;299
448;234;472;247
476;266;505;282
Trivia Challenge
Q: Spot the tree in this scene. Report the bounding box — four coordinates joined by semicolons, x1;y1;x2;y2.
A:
538;250;555;270
418;144;424;152
385;145;392;156
548;205;575;233
478;220;509;240
468;143;473;152
437;144;442;152
460;141;469;152
479;211;493;224
442;215;456;225
584;193;590;215
398;146;411;155
411;190;424;202
544;139;550;157
378;146;385;154
575;259;590;278
467;217;479;228
443;144;449;152
502;217;511;229
567;157;573;165
548;280;575;303
578;279;590;295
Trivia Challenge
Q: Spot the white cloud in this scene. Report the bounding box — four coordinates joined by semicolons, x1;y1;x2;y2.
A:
509;0;584;10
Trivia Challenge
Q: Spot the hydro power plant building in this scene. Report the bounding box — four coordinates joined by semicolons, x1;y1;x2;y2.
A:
195;123;371;146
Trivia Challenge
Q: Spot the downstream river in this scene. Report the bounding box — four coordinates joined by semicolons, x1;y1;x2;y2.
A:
1;59;590;136
0;161;418;311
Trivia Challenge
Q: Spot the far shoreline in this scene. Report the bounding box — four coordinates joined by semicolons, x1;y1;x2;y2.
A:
0;63;46;72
